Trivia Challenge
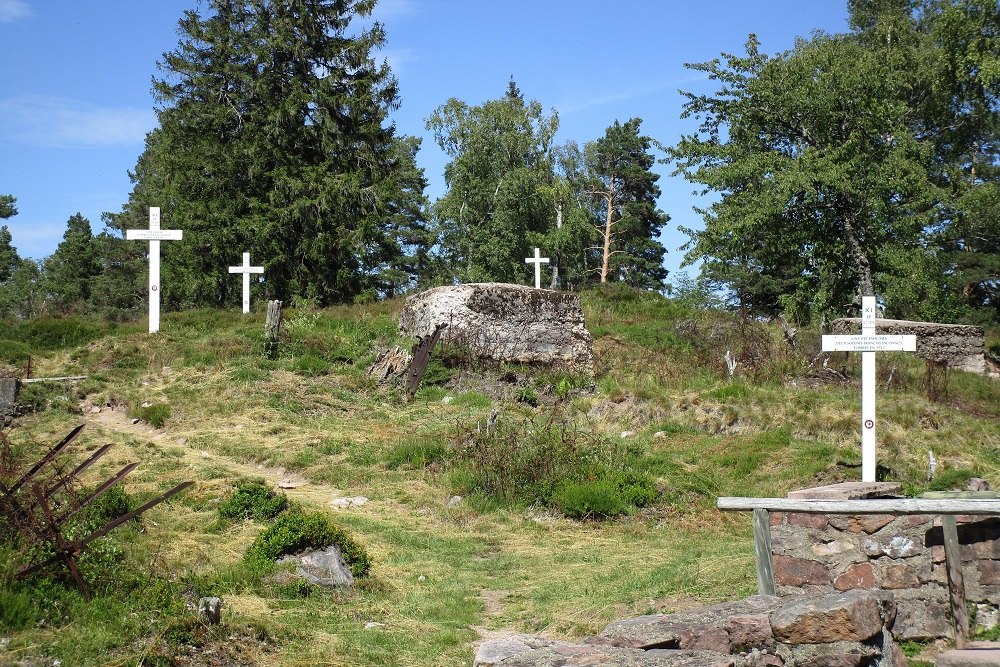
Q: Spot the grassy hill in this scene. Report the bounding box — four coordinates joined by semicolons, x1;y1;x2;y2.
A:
1;286;998;666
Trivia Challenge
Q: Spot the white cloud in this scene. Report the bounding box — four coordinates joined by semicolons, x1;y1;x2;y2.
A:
559;74;708;115
378;47;418;77
0;0;31;23
0;95;155;148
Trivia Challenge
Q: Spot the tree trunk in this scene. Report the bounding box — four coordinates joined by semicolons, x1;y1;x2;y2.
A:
842;209;874;298
601;181;616;283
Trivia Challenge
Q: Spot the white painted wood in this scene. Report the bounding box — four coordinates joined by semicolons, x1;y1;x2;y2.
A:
524;247;550;289
821;295;917;482
125;207;183;333
228;252;264;313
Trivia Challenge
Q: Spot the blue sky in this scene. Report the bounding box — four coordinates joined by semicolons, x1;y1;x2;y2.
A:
0;0;849;282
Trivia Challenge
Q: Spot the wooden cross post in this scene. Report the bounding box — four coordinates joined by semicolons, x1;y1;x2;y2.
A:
822;295;916;482
524;247;550;289
125;207;183;333
228;252;264;313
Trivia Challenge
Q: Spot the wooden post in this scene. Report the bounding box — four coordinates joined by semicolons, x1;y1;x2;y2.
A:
941;514;969;648
751;508;776;596
264;300;282;359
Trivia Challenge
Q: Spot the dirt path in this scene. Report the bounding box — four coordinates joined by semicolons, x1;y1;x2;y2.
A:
80;402;345;508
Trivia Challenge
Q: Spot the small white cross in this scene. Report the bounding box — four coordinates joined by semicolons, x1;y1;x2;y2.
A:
228;252;264;313
524;247;550;289
822;295;917;482
125;207;183;333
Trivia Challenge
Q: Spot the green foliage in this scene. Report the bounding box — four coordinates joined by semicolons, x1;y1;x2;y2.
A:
109;0;424;308
427;81;559;284
515;386;539;406
451;408;659;518
292;352;330;377
385;437;448;470
42;213;100;315
551;479;628;519
670;2;1000;324
218;480;288;521
926;467;977;492
586;118;669;289
135;403;172;428
245;508;371;578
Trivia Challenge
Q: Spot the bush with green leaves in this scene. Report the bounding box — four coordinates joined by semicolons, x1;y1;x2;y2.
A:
218;480;288;521
385;437;448;470
133;402;172;428
452;408;659;518
245;508;371;578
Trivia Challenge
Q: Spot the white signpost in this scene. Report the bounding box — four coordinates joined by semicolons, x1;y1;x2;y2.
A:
821;295;917;482
228;252;264;313
126;207;183;333
524;247;550;289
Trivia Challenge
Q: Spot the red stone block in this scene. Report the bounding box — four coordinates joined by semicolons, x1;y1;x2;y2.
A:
774;555;831;587
770;511;784;526
834;562;876;591
978;560;1000;586
828;515;895;534
880;562;920;590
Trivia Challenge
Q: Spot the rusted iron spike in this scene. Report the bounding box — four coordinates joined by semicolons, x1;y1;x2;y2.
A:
8;424;85;495
406;322;448;396
17;481;193;580
44;443;115;497
31;483;91;599
56;461;139;524
77;481;193;549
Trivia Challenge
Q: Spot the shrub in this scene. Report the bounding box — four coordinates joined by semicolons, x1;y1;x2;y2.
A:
245;509;371;578
293;352;329;377
137;403;172;428
218;481;288;521
452;408;660;518
551;479;628;519
385;437;447;470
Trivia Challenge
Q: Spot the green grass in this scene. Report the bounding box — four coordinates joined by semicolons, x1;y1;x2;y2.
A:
1;291;999;665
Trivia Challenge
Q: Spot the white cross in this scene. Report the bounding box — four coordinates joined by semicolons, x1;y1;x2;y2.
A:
125;207;183;333
822;295;916;482
228;252;264;313
524;247;550;289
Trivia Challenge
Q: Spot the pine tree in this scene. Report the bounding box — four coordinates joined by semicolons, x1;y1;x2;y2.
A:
43;213;100;314
111;0;421;308
585;119;669;289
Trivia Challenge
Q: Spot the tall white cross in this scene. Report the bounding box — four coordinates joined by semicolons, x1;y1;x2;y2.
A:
125;207;183;333
228;252;264;313
524;247;550;289
822;295;916;482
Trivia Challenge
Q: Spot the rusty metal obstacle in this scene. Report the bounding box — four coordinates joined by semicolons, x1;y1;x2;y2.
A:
0;424;192;598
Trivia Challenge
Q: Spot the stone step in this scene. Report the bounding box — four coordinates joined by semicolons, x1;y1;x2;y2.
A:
936;641;1000;666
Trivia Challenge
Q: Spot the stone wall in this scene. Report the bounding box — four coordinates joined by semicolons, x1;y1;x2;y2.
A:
770;486;1000;641
475;589;906;666
830;317;986;373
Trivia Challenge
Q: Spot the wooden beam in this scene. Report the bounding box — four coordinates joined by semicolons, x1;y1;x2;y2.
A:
752;508;775;596
942;515;969;648
718;497;1000;515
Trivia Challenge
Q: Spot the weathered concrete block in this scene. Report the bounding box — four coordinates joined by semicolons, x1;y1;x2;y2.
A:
831;317;985;373
399;283;594;373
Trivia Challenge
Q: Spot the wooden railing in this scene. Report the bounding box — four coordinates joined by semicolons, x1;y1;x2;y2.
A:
717;496;1000;648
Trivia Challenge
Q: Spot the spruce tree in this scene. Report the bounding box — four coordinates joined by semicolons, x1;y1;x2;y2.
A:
43;213;100;314
110;0;421;307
